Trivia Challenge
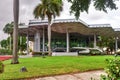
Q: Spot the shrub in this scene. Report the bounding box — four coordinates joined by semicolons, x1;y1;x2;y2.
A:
0;49;12;55
0;61;4;73
101;56;120;80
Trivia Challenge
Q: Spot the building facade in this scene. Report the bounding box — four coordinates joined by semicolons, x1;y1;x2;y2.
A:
18;19;120;53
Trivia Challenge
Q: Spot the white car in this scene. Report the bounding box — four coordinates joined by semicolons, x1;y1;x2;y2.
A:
89;48;103;55
71;47;90;54
71;47;103;55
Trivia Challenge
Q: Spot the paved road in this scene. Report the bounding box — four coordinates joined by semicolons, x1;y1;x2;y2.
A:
31;70;106;80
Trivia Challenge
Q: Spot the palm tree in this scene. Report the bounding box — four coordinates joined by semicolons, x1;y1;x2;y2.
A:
33;0;63;55
11;0;19;64
3;22;14;50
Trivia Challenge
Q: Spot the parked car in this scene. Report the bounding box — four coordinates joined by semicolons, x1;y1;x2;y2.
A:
52;47;103;55
71;47;103;55
71;47;90;54
77;48;90;54
116;49;120;55
89;48;103;55
52;47;66;52
70;48;80;52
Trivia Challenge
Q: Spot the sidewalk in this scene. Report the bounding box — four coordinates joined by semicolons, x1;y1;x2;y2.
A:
32;70;106;80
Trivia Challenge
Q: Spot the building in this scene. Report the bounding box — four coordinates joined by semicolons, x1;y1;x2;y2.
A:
18;19;120;53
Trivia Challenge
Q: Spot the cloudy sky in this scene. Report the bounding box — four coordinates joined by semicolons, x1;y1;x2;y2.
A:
0;0;120;41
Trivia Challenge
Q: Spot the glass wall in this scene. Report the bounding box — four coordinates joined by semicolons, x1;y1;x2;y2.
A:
39;32;94;51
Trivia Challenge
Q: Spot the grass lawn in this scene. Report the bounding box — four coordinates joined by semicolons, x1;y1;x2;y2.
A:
0;55;116;79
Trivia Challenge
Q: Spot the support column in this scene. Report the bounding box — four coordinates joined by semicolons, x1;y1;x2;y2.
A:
94;34;97;48
115;37;118;52
42;27;45;52
34;31;40;52
66;29;69;52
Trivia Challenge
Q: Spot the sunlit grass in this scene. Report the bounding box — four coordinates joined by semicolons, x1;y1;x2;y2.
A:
0;55;116;79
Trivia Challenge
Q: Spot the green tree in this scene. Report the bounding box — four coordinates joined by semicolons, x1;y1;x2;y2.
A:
0;39;8;49
0;36;27;54
11;0;19;64
68;0;118;19
97;36;115;49
3;22;14;50
18;36;27;51
33;0;63;55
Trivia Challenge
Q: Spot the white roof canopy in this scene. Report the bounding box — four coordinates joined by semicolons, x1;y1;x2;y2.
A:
18;19;119;38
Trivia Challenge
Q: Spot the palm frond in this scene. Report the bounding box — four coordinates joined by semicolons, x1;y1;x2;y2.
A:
33;0;63;20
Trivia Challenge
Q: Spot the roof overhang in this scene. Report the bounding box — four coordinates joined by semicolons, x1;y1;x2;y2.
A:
18;19;117;37
51;19;90;35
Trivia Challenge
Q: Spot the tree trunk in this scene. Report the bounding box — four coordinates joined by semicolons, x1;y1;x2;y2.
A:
11;0;19;64
48;21;52;56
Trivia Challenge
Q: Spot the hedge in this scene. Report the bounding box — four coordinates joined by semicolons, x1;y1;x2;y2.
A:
0;49;12;55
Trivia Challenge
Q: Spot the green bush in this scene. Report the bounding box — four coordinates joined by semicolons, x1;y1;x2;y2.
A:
101;57;120;80
0;49;12;55
0;61;4;73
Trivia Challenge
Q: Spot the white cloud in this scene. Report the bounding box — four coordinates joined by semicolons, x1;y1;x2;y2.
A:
19;0;40;24
0;0;120;41
80;1;120;28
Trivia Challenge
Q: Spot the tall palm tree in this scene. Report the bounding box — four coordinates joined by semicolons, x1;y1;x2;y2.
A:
11;0;19;64
3;22;14;50
33;0;63;55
